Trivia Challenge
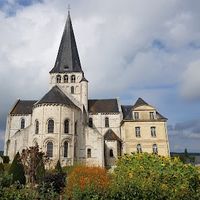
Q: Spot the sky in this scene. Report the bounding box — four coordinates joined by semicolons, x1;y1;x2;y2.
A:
0;0;200;152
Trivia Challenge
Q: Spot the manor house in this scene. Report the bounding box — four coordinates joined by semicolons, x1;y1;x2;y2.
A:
4;12;170;168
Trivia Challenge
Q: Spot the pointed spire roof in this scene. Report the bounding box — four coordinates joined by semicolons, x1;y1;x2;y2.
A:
133;97;149;108
50;11;82;73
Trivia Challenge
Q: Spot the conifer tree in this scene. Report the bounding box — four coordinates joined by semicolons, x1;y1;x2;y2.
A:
0;162;4;173
36;158;46;183
55;160;62;173
9;152;26;185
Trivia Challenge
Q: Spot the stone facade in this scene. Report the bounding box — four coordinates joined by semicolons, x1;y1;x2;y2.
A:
4;12;170;168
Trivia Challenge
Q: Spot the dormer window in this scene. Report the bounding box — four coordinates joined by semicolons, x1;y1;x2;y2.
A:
56;75;61;83
71;75;75;83
150;112;155;120
134;112;139;120
64;75;68;83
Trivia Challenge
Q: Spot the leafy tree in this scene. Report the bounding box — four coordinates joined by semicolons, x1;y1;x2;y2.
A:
55;160;62;173
9;152;26;185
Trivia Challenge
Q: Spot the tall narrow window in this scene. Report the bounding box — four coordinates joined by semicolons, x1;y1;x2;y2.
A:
71;86;74;94
64;119;69;134
75;121;77;135
88;118;93;128
21;118;25;129
48;119;54;133
151;127;156;137
87;148;91;158
105;117;109;127
153;144;158;154
64;75;68;83
135;127;141;137
71;75;75;83
134;112;139;120
35;120;39;134
47;142;53;157
110;149;114;157
56;75;61;83
64;141;68;158
137;144;142;153
150;112;155;120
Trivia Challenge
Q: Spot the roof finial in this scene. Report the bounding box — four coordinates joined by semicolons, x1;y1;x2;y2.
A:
68;4;71;15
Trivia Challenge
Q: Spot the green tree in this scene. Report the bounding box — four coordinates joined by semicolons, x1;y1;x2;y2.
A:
55;160;62;173
9;152;26;185
0;162;4;173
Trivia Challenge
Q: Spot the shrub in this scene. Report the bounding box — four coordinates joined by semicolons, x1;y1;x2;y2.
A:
9;152;26;185
66;166;110;200
36;159;46;183
55;160;62;173
0;162;4;173
1;156;10;164
0;173;13;188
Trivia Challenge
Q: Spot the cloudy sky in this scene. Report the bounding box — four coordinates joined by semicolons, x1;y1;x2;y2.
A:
0;0;200;152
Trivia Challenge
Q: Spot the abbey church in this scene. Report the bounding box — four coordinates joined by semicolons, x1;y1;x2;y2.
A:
4;12;170;168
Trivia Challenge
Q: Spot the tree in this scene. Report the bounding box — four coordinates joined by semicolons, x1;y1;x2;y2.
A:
9;152;26;185
55;160;62;173
0;162;4;173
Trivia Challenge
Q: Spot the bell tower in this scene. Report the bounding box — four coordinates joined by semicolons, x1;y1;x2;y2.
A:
49;11;88;111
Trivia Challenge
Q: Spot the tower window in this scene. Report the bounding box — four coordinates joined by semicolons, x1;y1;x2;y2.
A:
87;148;91;158
64;141;68;158
71;86;74;94
56;75;61;83
64;75;68;83
150;112;155;120
20;118;25;129
105;117;109;127
151;127;156;137
88;118;93;128
64;119;69;134
134;112;139;120
110;149;114;157
137;144;142;153
71;75;76;83
153;144;158;154
48;119;54;133
47;142;53;157
135;127;141;137
35;120;39;134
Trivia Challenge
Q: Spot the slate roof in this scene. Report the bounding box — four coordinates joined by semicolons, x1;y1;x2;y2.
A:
88;99;119;113
133;97;149;109
104;129;122;141
35;86;78;108
50;12;82;73
10;100;37;115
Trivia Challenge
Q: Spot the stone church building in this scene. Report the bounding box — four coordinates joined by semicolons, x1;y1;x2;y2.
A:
4;12;170;168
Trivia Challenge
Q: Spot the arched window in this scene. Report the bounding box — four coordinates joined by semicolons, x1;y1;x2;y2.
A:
153;144;158;154
105;117;109;127
64;75;68;83
56;75;61;83
151;127;156;137
71;86;74;94
21;118;25;129
88;117;93;128
71;75;75;83
47;142;53;157
74;121;77;135
35;120;39;134
64;119;69;134
48;119;54;133
110;149;114;157
87;148;91;158
64;141;68;158
137;144;142;153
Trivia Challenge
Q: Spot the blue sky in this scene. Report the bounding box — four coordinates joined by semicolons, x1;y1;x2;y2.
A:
0;0;200;152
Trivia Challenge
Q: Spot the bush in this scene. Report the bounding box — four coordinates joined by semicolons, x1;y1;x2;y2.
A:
109;153;200;200
55;160;62;173
0;173;12;188
36;159;46;183
66;166;110;200
9;152;26;185
1;156;10;164
0;162;4;173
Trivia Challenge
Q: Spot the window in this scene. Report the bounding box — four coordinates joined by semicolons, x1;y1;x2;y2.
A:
35;120;39;134
150;112;155;120
64;119;69;134
71;75;75;83
87;148;91;158
88;117;93;128
71;86;74;94
105;117;109;127
64;75;68;83
64;141;68;158
151;127;156;137
48;119;54;133
47;142;53;157
75;121;77;135
21;118;25;129
153;144;158;154
135;127;141;137
110;149;114;157
137;144;142;153
134;112;139;120
56;75;61;83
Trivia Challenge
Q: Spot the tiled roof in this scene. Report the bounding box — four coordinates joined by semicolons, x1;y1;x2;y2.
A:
104;129;122;141
133;97;149;109
88;99;119;113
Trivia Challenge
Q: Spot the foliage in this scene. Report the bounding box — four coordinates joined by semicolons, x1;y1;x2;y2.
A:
0;162;5;173
35;158;46;183
1;155;10;164
178;148;195;164
55;160;63;173
66;165;110;200
109;153;200;200
9;152;26;185
0;173;13;188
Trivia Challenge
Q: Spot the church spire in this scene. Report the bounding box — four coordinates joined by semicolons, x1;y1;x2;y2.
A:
50;11;83;73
